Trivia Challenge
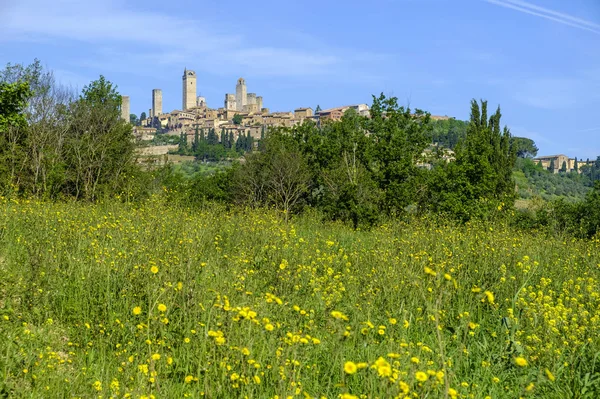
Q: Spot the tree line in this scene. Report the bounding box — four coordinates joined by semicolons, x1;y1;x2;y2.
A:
1;60;599;237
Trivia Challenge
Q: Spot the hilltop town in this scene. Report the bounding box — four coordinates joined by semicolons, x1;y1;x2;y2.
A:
120;68;372;148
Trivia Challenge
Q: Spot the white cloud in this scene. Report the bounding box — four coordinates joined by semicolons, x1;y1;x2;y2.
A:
0;0;378;80
485;0;600;35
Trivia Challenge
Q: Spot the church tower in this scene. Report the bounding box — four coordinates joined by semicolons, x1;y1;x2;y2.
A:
182;68;197;111
235;78;247;112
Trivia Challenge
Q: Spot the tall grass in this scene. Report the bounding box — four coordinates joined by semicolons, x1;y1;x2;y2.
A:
1;196;599;398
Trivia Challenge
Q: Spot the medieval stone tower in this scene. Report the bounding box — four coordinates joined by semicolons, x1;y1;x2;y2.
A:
121;95;130;121
182;68;197;110
152;89;162;118
235;78;247;111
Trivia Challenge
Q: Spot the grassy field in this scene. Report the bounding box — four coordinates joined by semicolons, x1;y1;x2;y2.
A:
1;198;599;398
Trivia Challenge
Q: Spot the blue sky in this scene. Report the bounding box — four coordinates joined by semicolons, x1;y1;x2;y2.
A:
1;0;599;159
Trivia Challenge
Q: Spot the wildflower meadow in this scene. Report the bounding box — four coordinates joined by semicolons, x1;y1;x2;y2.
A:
1;197;600;398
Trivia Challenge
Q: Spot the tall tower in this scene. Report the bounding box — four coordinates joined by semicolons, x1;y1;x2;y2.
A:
121;95;130;121
152;89;162;118
235;78;247;111
182;68;197;110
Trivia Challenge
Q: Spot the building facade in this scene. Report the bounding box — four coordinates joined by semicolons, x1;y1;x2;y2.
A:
152;89;162;118
182;69;197;111
121;95;130;121
235;78;247;112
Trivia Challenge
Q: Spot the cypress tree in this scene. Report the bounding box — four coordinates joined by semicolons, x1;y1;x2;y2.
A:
549;159;555;172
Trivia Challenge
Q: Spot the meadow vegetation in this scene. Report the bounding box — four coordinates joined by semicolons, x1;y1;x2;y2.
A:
1;198;600;398
2;60;600;399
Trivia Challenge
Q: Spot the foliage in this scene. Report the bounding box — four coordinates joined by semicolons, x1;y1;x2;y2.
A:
514;158;591;202
427;100;516;220
1;199;600;397
232;114;243;125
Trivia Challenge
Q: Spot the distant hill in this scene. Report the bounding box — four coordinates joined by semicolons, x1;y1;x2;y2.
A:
514;158;595;202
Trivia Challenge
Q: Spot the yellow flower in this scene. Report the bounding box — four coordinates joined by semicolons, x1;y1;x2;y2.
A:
265;323;274;331
389;318;397;325
525;383;535;392
340;394;358;399
150;266;159;274
132;306;142;315
415;371;428;382
515;357;528;367
545;368;556;382
410;357;420;364
484;290;495;304
399;381;410;394
93;381;102;391
184;375;193;383
157;304;167;312
184;337;190;343
151;353;160;361
448;388;458;398
344;361;358;374
331;311;349;321
253;375;261;384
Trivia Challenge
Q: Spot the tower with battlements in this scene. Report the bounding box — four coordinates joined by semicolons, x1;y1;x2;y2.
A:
235;78;247;112
182;69;197;111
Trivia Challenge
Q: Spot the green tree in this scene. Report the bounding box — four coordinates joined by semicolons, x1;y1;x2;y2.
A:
232;114;243;125
130;114;139;126
0;80;31;191
428;99;516;220
367;93;431;214
574;157;578;172
511;137;538;158
315;105;322;113
64;75;136;200
549;159;555;172
140;111;147;122
560;161;567;173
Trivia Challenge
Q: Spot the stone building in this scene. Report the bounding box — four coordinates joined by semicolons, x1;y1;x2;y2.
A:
294;107;314;121
121;95;130;121
182;68;197;111
224;94;236;110
196;96;207;107
152;89;162;118
235;78;247;112
534;154;579;173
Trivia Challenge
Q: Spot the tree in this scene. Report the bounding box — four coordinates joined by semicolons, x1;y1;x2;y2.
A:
549;159;555;172
574;157;578;172
560;161;567;173
0;80;31;191
140;111;147;122
130;114;138;126
428;99;516;220
511;137;538;158
367;94;431;214
315;105;322;113
64;75;136;200
232;114;243;125
235;131;310;220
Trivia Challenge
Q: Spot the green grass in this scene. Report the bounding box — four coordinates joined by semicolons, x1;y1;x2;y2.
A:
1;198;599;398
